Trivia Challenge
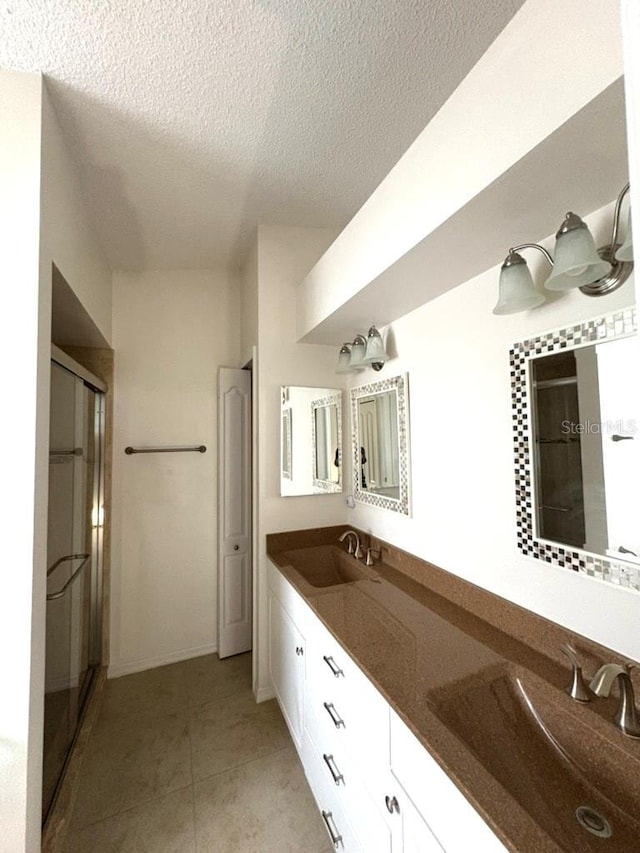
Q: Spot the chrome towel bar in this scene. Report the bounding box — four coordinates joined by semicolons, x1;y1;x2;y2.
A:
124;445;207;455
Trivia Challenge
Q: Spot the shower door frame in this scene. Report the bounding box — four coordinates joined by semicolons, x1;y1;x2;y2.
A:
45;345;106;823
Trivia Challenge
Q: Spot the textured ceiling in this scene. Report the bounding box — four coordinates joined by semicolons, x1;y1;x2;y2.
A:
1;0;525;270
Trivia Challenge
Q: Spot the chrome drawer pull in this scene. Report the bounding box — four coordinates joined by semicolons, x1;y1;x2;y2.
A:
321;810;343;848
323;655;344;678
385;794;400;814
322;753;344;785
323;702;345;729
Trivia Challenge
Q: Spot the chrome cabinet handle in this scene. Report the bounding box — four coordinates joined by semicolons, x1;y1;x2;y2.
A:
385;795;400;814
321;810;343;848
323;655;344;678
323;702;345;729
322;753;344;785
295;646;304;656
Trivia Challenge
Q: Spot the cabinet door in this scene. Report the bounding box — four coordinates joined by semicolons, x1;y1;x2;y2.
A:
402;797;444;853
268;592;304;747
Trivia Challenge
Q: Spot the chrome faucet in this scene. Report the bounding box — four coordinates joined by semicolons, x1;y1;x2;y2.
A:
338;530;364;560
590;663;640;738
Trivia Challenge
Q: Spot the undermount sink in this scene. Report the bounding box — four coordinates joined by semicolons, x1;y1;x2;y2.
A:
429;666;640;851
281;545;374;588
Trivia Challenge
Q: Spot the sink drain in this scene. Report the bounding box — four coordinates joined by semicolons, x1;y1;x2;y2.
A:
576;806;612;838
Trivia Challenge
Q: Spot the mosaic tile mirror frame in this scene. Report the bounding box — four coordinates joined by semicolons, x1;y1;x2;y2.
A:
351;373;411;515
510;307;640;592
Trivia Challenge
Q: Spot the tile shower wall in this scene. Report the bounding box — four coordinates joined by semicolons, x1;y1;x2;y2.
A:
347;199;640;663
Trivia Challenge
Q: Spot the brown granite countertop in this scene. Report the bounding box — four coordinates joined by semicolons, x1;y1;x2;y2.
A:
267;525;640;853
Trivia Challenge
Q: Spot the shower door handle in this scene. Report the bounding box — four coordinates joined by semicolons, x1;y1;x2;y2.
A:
46;554;91;601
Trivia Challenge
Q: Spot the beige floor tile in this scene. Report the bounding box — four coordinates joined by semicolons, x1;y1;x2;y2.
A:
181;652;252;709
72;710;192;828
99;661;189;721
190;692;290;781
65;786;196;853
194;747;328;853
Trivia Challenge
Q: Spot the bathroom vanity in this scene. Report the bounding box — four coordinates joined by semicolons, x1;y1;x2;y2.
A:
267;526;640;853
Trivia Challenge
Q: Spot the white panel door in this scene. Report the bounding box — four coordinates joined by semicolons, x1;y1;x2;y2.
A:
217;368;252;658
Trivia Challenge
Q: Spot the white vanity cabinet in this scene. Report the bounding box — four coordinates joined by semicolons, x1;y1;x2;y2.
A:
389;710;508;853
268;592;305;748
302;612;398;853
268;559;314;748
267;562;505;853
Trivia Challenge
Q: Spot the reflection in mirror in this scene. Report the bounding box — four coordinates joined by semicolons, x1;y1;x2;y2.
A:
351;374;410;515
280;387;342;496
532;337;640;556
512;308;640;591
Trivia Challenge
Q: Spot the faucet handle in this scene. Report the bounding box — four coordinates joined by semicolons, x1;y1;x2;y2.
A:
561;644;591;703
365;548;381;566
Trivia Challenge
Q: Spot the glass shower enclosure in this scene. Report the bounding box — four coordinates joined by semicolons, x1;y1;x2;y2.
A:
43;358;105;822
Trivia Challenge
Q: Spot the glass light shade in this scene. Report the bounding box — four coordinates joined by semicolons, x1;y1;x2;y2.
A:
336;344;353;374
615;207;633;262
362;326;388;364
545;220;611;291
492;257;545;315
349;336;367;368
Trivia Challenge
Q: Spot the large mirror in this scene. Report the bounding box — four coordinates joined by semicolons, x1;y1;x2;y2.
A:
511;308;640;589
351;374;410;515
280;386;342;496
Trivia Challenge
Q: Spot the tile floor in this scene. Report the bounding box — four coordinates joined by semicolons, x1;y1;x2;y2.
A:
64;653;331;852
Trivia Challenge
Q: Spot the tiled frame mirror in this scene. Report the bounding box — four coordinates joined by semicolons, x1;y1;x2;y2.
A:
510;307;640;591
351;373;411;515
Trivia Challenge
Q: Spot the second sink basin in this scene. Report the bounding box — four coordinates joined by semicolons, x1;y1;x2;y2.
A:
429;666;640;851
281;545;373;588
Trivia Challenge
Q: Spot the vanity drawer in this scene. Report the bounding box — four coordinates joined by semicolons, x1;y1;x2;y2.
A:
303;730;363;853
305;617;391;773
304;728;393;853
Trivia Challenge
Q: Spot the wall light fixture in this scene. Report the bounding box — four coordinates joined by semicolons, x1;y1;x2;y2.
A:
335;325;388;373
493;183;634;315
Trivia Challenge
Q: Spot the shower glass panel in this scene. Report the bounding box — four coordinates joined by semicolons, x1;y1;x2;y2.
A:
43;361;103;822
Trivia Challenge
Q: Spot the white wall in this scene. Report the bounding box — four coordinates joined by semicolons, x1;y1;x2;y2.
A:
241;239;258;367
110;270;240;676
0;71;112;852
253;225;344;699
345;201;640;662
40;83;112;345
0;69;46;853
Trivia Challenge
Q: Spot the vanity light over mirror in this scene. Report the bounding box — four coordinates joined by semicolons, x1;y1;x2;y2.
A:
351;374;410;515
280;386;342;497
511;308;640;591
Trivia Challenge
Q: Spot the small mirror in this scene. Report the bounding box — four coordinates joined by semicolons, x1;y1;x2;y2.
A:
280;387;342;496
351;374;410;515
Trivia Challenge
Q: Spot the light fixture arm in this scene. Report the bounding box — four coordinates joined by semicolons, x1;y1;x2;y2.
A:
509;243;554;267
609;182;631;250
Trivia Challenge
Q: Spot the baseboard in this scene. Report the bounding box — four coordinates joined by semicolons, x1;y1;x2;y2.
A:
108;642;217;679
255;685;276;703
